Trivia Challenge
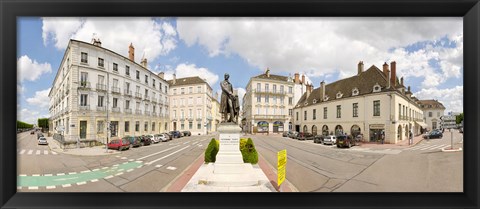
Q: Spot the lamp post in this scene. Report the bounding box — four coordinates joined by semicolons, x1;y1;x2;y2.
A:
105;71;110;152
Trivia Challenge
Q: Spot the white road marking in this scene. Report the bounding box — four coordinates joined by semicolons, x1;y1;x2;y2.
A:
19;150;26;154
28;186;38;190
19;174;27;176
126;169;134;172
439;144;453;149
92;169;100;171
117;169;124;172
77;182;87;185
27;150;33;155
91;179;99;182
44;150;48;155
128;159;134;161
136;145;180;160
145;146;191;165
17;187;22;190
80;170;91;173
51;151;58;155
68;172;77;175
113;164;119;167
121;157;127;160
166;166;177;170
62;184;71;188
32;174;40;176
155;165;163;168
104;175;113;179
46;186;56;189
115;172;124;176
35;150;40;155
102;167;109;169
115;156;121;158
44;174;53;176
57;173;65;176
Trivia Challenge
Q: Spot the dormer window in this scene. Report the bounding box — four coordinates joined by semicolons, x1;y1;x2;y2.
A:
336;92;343;99
313;99;317;104
323;96;329;101
373;83;382;92
304;102;308;106
352;88;359;96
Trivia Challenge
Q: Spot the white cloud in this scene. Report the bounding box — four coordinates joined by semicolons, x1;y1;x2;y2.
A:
236;88;246;110
42;17;177;63
17;55;52;82
165;63;219;88
17;85;25;94
18;108;49;125
413;86;463;113
26;88;51;109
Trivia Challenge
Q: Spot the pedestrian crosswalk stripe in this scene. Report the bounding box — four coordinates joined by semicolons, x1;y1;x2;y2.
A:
62;184;71;187
77;182;86;185
27;150;33;155
36;150;40;155
408;144;455;151
19;150;26;154
52;151;58;155
166;166;177;170
28;186;38;190
46;186;56;189
44;150;48;155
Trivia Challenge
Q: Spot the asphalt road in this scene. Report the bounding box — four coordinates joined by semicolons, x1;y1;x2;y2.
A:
248;130;463;192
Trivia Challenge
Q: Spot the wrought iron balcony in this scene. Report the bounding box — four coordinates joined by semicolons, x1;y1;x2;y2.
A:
144;96;150;101
135;109;142;115
253;89;287;95
112;107;120;113
151;97;157;103
135;93;142;99
79;105;90;111
78;82;91;89
96;106;106;111
253;114;286;120
111;87;121;94
96;84;107;92
124;89;132;97
124;108;132;114
144;110;151;116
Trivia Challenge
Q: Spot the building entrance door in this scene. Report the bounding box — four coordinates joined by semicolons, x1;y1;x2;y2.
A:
173;122;177;131
110;121;118;137
80;121;87;139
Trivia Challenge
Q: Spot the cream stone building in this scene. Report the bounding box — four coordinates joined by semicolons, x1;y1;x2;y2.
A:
210;93;222;132
49;39;170;145
242;69;309;134
167;76;214;135
292;61;426;144
417;99;446;131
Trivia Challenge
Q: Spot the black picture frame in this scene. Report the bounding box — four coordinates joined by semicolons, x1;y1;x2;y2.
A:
1;0;479;208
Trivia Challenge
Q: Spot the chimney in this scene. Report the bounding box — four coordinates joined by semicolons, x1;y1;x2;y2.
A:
387;69;391;89
158;72;165;79
128;43;135;62
390;61;396;88
306;84;311;99
173;74;176;85
294;73;300;84
266;68;270;78
301;74;305;84
358;61;364;75
320;81;325;101
92;38;102;47
408;86;411;92
383;62;389;77
141;58;147;68
400;77;404;86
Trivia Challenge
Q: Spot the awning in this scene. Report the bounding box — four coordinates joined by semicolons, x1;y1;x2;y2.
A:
415;121;428;127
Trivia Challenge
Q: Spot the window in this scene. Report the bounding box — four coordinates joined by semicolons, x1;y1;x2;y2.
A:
113;98;118;108
145;89;149;97
125;65;130;76
353;103;358;117
97;96;104;107
313;109;316;120
113;79;118;88
81;52;88;63
189;109;193;118
113;63;118;71
135;121;140;132
432;121;437;130
197;108;202;118
189;87;193;93
173;89;177;95
280;97;284;104
152;123;155;132
197;97;202;104
165;86;168;94
145;75;148;84
399;104;401;120
289;86;293;94
265;95;269;103
429;112;432;117
337;105;342;118
189;97;193;105
145;122;148;132
273;85;277;93
125;82;130;92
80;94;88;106
97;121;104;134
98;58;104;67
197;122;202;129
280;85;284;93
257;95;261;103
437;112;440;117
373;100;380;116
273;96;277;104
181;88;185;94
265;84;269;92
324;107;327;119
125;121;129;132
136;102;140;110
189;121;193;129
125;100;130;109
288;97;293;105
257;83;261;91
289;109;293;116
80;72;88;83
136;70;140;79
153;79;156;87
197;86;201;93
296;112;299;121
304;111;307;120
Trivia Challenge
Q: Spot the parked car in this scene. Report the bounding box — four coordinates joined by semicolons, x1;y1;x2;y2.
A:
423;131;443;139
288;131;299;139
282;131;290;137
146;134;159;143
37;133;44;139
182;131;192;136
313;135;324;144
30;130;35;135
459;127;464;133
134;136;144;146
322;135;337;145
297;132;314;140
336;135;356;148
155;134;168;142
163;132;173;141
140;135;152;146
38;137;48;145
169;131;181;138
123;136;142;148
355;134;364;142
108;138;130;151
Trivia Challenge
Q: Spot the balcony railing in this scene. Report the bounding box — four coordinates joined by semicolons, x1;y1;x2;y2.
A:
124;108;132;114
96;84;107;92
135;93;142;99
144;96;150;101
78;82;91;89
151;97;157;103
96;106;106;111
253;89;287;95
196;117;202;121
135;109;142;115
124;89;132;97
112;107;120;113
254;114;286;120
144;110;151;116
111;87;121;94
152;112;157;117
79;105;90;111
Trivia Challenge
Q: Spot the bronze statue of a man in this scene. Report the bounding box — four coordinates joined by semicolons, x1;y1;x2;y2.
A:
220;73;238;123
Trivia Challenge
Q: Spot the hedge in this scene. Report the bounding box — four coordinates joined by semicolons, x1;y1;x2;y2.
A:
204;137;258;164
204;138;219;163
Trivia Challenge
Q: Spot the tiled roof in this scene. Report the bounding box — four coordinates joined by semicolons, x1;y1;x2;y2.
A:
167;76;207;87
253;73;290;82
296;65;401;107
417;100;446;109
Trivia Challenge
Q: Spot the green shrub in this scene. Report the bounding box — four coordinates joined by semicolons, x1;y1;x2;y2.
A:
240;138;258;164
204;138;219;163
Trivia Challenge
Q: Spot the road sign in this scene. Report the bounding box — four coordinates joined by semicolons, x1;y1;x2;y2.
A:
441;115;457;129
277;149;287;187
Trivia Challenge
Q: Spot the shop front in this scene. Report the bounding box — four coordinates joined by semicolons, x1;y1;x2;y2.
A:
369;124;385;142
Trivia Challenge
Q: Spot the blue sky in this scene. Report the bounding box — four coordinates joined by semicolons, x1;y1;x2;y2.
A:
17;17;463;124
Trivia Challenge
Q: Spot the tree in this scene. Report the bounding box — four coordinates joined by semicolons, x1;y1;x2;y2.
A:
17;120;33;129
38;118;49;131
456;113;464;124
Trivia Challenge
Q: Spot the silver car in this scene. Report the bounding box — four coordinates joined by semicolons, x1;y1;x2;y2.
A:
323;135;337;145
38;137;48;145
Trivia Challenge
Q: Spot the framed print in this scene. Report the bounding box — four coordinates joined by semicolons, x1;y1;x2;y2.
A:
1;0;479;208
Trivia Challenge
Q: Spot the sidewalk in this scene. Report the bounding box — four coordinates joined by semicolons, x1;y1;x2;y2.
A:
356;134;424;149
46;136;120;156
164;153;297;192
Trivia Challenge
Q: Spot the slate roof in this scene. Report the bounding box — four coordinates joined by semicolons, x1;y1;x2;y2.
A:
296;65;404;107
167;76;208;87
253;73;290;82
417;100;446;109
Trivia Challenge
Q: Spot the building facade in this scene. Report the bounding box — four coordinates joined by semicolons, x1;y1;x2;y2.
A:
210;93;221;132
292;61;426;144
417;99;446;131
167;76;213;135
242;68;309;134
49;39;170;144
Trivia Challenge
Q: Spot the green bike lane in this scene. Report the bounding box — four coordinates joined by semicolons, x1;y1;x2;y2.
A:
18;161;143;188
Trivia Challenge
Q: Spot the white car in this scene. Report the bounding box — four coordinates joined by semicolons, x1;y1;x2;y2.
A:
38;137;48;145
156;134;168;142
147;134;159;143
323;135;337;145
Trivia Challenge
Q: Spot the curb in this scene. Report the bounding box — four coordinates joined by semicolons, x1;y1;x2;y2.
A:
441;147;462;152
46;137;120;156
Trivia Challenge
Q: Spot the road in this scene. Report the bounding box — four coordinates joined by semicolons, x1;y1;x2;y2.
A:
249;130;463;192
